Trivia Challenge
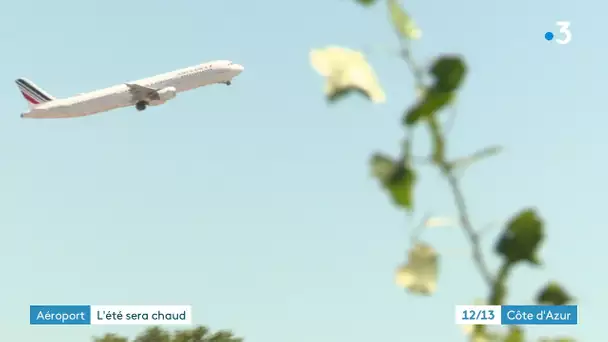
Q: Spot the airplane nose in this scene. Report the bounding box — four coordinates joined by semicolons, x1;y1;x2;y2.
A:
231;64;244;74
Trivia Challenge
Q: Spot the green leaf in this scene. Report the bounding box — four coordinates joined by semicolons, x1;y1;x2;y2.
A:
452;146;503;169
395;242;438;295
486;331;503;341
370;153;395;180
495;209;545;265
403;55;466;126
504;326;524;342
404;89;453;125
536;281;573;305
388;0;421;39
208;331;243;342
430;56;467;92
371;153;416;211
134;327;171;342
326;87;369;103
355;0;378;6
173;326;211;342
93;333;129;342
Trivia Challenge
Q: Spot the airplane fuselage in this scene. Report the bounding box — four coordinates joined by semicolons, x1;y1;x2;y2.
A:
21;60;244;119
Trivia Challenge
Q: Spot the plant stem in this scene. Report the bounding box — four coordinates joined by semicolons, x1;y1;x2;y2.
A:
427;117;494;287
440;164;494;286
489;261;512;305
398;41;424;88
397;35;494;293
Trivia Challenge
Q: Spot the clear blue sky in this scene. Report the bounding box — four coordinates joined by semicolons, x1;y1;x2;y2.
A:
0;0;602;341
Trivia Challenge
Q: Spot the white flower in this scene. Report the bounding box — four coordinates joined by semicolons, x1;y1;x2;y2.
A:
424;216;454;228
310;46;386;103
395;242;438;295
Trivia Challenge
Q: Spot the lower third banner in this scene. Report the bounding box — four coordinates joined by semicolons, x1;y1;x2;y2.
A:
455;305;578;325
30;305;192;325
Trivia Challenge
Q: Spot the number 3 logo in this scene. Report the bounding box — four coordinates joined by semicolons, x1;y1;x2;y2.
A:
556;21;571;45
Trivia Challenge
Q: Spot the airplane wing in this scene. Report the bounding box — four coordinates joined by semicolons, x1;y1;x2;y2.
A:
125;83;161;101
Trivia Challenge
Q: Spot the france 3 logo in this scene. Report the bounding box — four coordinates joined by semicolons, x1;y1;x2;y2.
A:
544;21;571;45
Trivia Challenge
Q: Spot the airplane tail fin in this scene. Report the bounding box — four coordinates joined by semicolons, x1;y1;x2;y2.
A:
15;78;56;109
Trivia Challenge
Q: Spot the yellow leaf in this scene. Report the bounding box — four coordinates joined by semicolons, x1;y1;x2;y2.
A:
388;0;421;40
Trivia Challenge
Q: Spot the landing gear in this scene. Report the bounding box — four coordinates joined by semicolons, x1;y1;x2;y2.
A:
225;81;231;86
136;101;148;111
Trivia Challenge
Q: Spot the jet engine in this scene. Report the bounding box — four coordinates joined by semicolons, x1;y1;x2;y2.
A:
148;86;177;106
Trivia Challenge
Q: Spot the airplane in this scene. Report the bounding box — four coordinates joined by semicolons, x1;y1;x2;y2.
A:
17;60;244;119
